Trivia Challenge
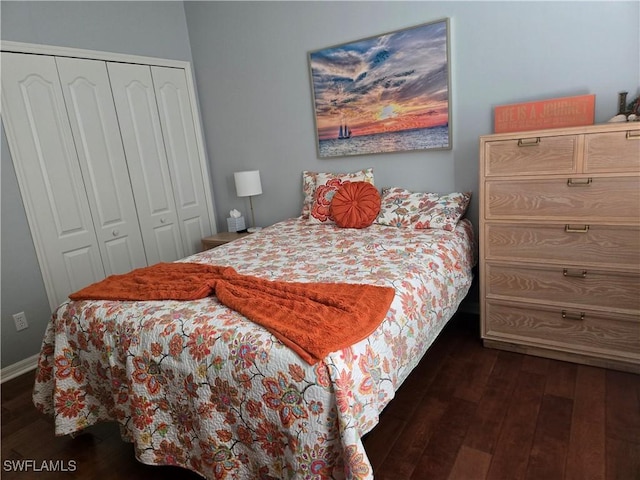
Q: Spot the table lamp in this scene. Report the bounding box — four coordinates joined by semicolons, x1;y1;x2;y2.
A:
234;170;263;232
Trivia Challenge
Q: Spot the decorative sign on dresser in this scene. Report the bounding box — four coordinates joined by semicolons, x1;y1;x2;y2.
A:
479;123;640;373
493;94;595;133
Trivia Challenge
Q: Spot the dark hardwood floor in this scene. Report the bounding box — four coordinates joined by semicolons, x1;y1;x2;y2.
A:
2;314;639;479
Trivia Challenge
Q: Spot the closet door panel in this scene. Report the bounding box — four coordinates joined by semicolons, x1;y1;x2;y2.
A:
63;247;105;294
1;52;104;309
153;226;183;262
152;66;212;256
103;237;141;275
56;57;148;274
107;62;184;264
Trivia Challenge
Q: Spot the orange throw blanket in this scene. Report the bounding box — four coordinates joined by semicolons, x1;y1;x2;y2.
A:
68;263;395;364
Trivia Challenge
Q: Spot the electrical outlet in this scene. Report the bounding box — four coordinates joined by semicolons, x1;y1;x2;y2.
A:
13;311;28;331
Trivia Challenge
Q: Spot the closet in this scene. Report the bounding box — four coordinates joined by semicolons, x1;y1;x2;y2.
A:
1;43;217;310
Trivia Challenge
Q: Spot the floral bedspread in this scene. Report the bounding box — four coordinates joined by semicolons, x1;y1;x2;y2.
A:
33;217;474;479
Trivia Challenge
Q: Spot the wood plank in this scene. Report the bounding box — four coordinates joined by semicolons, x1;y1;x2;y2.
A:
447;445;492;480
485;371;546;480
521;354;550;376
606;438;640;480
1;371;41;440
362;412;407;473
605;369;640;443
604;369;640;480
427;332;484;403
525;394;573;480
372;394;448;479
1;417;76;464
565;366;606;480
463;350;523;454
453;336;498;403
411;397;478;480
543;361;577;399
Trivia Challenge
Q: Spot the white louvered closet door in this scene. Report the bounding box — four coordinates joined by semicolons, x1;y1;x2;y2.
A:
151;66;213;256
107;62;185;264
1;52;105;309
56;57;148;274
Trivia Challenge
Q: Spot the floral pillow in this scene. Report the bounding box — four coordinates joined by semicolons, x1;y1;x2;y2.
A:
376;187;471;231
414;192;471;231
301;171;317;219
304;168;375;224
375;187;426;228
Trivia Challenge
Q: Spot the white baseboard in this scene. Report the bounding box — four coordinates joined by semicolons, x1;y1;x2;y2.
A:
1;354;39;383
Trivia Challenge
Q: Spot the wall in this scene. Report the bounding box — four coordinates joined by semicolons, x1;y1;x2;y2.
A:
1;1;638;370
1;1;195;369
183;1;639;232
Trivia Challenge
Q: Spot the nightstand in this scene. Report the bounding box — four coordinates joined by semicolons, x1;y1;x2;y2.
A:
201;232;250;251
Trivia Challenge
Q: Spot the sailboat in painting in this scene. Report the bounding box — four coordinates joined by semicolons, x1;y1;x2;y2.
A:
338;121;352;139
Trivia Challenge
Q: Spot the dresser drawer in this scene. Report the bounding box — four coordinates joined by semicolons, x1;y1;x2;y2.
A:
485;223;640;268
486;263;640;313
484;301;640;361
484;135;578;176
585;129;640;173
485;176;640;220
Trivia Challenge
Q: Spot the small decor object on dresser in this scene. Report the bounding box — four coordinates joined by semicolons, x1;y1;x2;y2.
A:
494;94;595;133
610;91;640;122
479;122;640;373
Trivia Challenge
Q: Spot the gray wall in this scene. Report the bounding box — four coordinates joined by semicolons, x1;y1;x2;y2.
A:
184;1;639;232
2;1;638;369
1;1;195;368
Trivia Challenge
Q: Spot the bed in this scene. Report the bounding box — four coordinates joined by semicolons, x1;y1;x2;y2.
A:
33;213;475;479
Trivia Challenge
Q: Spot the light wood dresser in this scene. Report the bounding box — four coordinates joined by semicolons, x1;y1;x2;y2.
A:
479;123;640;373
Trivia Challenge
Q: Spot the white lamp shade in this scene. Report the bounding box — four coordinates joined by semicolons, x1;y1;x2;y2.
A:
234;170;262;197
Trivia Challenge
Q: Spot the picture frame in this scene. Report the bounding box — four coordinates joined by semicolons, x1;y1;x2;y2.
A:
308;18;451;159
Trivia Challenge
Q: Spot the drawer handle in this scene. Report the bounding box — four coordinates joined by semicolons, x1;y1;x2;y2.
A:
517;137;540;147
562;310;585;321
563;268;587;278
565;224;589;233
112;230;120;237
626;130;640;140
567;178;592;187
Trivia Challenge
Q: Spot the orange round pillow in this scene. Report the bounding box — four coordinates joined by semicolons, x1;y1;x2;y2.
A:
330;181;381;229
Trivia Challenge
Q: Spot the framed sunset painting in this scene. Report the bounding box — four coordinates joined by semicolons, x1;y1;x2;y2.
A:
308;18;451;158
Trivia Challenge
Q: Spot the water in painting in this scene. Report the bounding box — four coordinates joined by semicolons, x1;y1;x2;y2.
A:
318;125;448;157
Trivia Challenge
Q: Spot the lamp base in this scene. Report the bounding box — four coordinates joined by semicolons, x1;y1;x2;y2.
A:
247;227;262;233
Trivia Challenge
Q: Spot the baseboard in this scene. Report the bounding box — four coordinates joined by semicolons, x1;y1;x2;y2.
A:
1;354;39;383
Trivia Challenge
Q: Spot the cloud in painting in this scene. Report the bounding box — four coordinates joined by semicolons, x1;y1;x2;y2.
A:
309;20;449;140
